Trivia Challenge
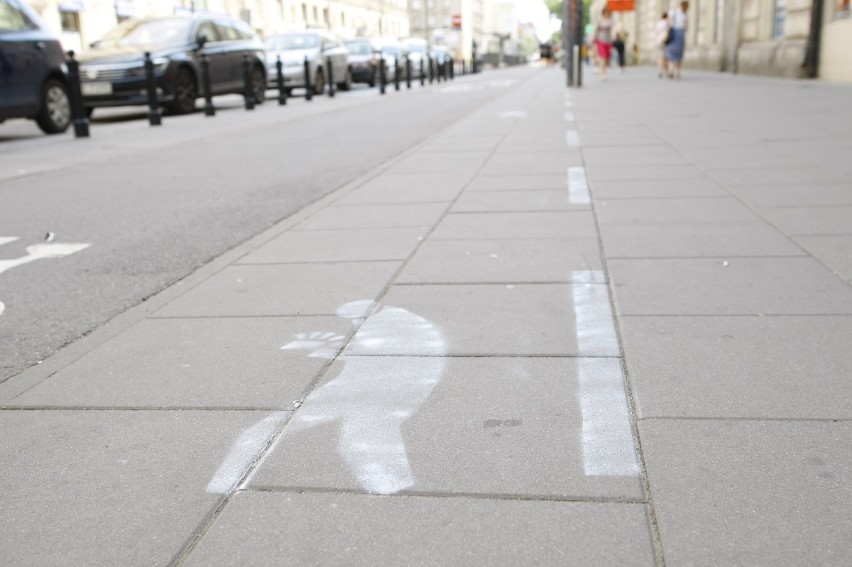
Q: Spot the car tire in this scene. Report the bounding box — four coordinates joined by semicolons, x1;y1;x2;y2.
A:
251;65;266;105
168;67;198;115
35;78;71;134
338;67;352;91
313;68;325;96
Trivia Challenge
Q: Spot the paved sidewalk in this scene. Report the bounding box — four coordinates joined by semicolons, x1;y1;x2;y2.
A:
1;66;851;565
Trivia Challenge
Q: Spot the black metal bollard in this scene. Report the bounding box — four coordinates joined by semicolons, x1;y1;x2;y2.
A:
428;56;434;84
406;56;412;89
143;52;162;126
65;51;89;138
242;53;255;110
327;57;335;97
419;59;425;86
276;56;287;105
394;58;400;91
449;58;455;80
304;56;313;101
379;59;386;95
201;54;215;116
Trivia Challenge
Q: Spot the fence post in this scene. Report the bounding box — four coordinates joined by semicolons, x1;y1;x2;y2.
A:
304;56;313;101
327;56;335;97
201;54;215;116
276;56;287;105
143;52;162;126
380;59;386;95
65;51;89;138
406;55;412;89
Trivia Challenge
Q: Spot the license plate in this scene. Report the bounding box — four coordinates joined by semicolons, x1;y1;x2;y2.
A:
81;82;113;96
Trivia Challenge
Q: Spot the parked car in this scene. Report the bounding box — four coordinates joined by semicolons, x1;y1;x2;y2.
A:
342;38;379;86
401;38;428;78
265;30;350;95
0;0;71;133
77;14;266;115
376;40;409;81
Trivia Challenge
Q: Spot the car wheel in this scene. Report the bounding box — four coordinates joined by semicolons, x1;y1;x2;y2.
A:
251;65;266;105
338;67;352;91
35;79;71;134
314;68;325;96
169;67;198;115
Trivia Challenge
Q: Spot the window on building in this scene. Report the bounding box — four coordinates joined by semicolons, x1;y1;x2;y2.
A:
715;0;725;43
59;9;80;33
773;0;786;38
277;0;284;19
411;0;421;8
313;6;319;23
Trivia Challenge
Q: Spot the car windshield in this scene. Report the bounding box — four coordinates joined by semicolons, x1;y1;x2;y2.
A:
405;43;427;54
96;18;193;48
382;46;401;56
343;40;372;55
266;33;319;50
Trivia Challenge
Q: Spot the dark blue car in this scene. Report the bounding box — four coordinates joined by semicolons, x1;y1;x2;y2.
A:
0;0;71;134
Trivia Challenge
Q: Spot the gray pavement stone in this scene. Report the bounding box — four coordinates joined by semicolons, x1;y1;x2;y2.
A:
0;409;280;566
466;174;567;191
609;257;852;315
236;228;427;263
677;146;808;170
731;184;852;207
292;203;448;230
397;238;603;284
582;146;689;167
795;235;852;282
386;151;491;176
353;284;616;356
334;178;466;205
152;263;401;317
640;419;852;567
620;315;852;419
187;492;655;566
479;151;583;176
249;356;642;499
595;197;763;225
589;178;729;199
430;211;598;240
709;167;850;186
584;164;706;181
450;189;589;212
600;222;804;258
757;206;852;236
9;317;349;409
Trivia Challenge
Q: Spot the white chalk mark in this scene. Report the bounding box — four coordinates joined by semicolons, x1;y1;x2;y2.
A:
572;270;639;477
564;111;575;123
565;130;580;147
564;100;573;107
282;331;346;359
568;167;590;205
0;242;91;276
498;111;528;119
206;412;288;494
576;358;640;477
283;301;446;494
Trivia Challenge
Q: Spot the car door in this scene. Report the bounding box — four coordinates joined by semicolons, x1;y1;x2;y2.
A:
193;19;230;94
0;0;46;115
213;19;244;92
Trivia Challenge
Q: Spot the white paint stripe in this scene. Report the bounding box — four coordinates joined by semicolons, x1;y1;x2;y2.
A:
564;111;575;122
572;270;639;477
498;111;527;118
206;412;288;494
568;167;590;204
0;243;91;276
0;237;20;247
564;100;573;107
0;301;4;316
565;130;580;147
576;358;640;477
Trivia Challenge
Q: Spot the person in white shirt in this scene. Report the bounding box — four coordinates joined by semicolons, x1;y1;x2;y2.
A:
666;1;689;79
655;12;669;78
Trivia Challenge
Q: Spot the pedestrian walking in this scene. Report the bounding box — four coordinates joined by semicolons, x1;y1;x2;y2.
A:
594;7;615;80
613;27;628;73
655;12;670;78
666;1;689;79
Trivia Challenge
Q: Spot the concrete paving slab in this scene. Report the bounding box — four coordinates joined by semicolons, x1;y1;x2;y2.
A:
589;178;729;199
335;180;465;205
585;164;706;181
9;317;350;409
250;356;642;499
349;284;617;356
186;492;655;566
582;146;689;167
450;190;589;212
731;184;852;207
431;211;598;240
677;146;808;170
293;203;448;230
600;222;804;258
397;238;603;284
236;228;427;263
758;206;852;235
479;152;583;176
466;174;568;191
0;409;279;566
344;173;473;195
795;235;852;282
609;257;852;315
640;419;852;566
387;152;491;175
621;315;852;419
709;167;849;186
596;197;762;225
152;263;401;317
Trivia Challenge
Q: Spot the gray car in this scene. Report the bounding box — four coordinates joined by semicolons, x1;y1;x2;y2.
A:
265;31;350;95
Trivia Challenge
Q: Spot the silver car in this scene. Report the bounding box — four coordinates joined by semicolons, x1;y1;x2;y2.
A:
265;31;350;95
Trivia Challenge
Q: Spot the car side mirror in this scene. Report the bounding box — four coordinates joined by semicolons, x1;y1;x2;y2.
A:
196;33;208;49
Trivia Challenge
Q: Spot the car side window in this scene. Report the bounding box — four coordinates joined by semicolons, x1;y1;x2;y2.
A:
233;21;254;40
214;22;238;42
321;39;334;51
0;0;37;32
195;21;220;43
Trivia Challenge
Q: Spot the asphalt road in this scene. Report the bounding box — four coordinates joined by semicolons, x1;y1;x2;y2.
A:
0;68;535;382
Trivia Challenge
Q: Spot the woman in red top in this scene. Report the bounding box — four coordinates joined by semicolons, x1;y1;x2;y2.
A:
594;7;615;80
